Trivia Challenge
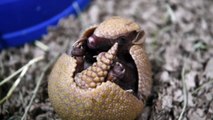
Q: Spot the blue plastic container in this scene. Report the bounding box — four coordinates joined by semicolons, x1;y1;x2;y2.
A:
0;0;90;50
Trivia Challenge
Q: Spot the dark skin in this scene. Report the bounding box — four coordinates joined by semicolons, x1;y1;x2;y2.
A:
71;45;85;73
107;60;138;93
70;31;141;93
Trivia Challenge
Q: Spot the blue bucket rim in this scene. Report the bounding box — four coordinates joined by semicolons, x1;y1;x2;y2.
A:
0;0;90;50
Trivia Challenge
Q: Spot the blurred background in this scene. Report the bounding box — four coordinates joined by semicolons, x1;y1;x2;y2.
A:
0;0;213;120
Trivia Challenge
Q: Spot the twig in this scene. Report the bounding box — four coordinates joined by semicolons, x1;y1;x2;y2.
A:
178;59;188;120
0;56;45;104
0;66;29;104
0;56;45;86
35;41;49;52
21;39;70;120
166;4;177;23
21;56;56;120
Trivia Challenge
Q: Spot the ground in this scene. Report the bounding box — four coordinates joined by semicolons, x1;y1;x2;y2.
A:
0;0;213;120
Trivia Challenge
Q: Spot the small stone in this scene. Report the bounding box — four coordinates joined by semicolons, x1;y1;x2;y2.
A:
185;71;197;90
205;58;213;79
160;71;170;82
162;95;173;109
173;89;183;102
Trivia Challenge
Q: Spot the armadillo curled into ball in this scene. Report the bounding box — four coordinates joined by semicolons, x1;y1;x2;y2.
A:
48;16;152;120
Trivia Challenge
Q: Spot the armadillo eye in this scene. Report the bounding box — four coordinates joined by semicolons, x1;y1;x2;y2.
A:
87;36;97;49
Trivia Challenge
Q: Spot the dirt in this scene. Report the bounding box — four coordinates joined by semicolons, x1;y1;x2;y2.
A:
0;0;213;120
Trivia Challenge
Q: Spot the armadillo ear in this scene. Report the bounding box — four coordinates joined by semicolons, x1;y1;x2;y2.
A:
132;30;146;45
72;25;98;47
80;25;98;38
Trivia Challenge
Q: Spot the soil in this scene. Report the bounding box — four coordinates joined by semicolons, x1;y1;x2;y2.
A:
0;0;213;120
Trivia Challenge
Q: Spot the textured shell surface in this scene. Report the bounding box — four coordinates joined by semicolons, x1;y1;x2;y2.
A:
48;54;144;120
94;16;141;39
74;43;118;89
48;16;152;120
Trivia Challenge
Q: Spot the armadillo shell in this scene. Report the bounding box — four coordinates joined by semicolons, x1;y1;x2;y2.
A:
130;45;152;99
94;16;141;39
48;54;144;120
